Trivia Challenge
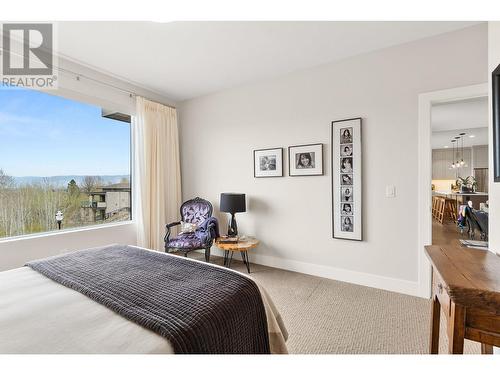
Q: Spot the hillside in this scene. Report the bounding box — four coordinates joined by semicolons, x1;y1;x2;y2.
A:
13;175;130;188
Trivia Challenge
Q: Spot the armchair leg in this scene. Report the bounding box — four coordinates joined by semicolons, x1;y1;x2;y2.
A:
205;247;211;263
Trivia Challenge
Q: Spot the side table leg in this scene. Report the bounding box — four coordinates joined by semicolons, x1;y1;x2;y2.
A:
430;295;440;354
240;251;251;273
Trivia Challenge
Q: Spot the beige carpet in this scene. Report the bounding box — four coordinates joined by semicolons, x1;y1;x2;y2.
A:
190;252;480;354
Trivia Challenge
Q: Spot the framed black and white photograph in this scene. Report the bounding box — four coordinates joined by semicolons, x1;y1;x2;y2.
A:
288;143;323;176
340;157;353;173
341;174;353;185
253;147;283;177
340;128;353;144
332;118;362;241
341;186;353;202
341;216;354;232
341;203;353;216
340;144;353;156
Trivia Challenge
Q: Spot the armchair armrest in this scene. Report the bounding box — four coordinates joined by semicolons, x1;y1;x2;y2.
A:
164;221;181;250
166;221;181;229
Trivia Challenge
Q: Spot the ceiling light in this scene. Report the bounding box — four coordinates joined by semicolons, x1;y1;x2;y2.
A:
444;145;449;148
469;135;475;138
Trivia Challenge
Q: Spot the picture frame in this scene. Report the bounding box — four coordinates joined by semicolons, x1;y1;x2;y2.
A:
331;118;362;241
288;143;324;176
492;63;500;182
253;147;284;178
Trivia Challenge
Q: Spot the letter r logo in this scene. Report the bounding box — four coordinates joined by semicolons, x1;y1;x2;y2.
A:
2;23;53;75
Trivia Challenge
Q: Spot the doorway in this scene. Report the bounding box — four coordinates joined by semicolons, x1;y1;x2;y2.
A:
417;83;488;298
431;97;489;247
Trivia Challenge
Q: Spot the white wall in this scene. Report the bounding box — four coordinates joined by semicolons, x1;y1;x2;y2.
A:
0;223;136;272
489;22;500;257
0;55;176;271
179;24;487;296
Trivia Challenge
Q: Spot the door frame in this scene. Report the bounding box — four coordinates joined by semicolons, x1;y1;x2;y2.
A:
417;83;488;298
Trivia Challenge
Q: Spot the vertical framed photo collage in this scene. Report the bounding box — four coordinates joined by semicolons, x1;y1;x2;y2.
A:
331;118;362;241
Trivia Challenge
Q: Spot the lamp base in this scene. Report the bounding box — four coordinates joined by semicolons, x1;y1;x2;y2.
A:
228;213;238;237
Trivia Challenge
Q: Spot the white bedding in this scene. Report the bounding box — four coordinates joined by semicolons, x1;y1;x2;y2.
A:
0;248;288;354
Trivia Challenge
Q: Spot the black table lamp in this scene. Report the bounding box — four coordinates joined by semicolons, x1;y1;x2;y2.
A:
220;193;246;237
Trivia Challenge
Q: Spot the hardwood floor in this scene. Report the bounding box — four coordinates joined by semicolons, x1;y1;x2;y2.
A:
432;218;467;246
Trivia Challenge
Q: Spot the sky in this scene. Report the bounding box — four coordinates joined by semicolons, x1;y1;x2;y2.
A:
0;87;131;177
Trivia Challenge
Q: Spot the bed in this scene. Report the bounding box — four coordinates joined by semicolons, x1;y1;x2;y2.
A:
0;245;288;354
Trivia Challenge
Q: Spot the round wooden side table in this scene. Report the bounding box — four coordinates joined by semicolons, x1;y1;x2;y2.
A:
214;237;259;273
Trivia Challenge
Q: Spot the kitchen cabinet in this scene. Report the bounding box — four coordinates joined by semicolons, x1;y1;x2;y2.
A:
432;148;471;180
472;145;488;169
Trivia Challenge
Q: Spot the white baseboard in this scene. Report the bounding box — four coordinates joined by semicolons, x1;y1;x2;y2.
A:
209;248;421;298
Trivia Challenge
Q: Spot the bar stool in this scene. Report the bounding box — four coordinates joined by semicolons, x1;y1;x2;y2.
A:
432;196;439;219
436;197;446;224
445;199;457;223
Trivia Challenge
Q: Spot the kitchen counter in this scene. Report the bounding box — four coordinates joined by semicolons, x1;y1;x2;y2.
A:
432;190;488;210
433;191;489;196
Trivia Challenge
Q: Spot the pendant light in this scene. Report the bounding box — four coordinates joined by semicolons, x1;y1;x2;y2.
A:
451;139;456;169
454;136;461;168
459;132;466;166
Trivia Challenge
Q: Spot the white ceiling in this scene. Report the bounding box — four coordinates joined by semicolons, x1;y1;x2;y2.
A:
431;97;489;149
431;127;488;150
431;97;488;131
55;21;481;102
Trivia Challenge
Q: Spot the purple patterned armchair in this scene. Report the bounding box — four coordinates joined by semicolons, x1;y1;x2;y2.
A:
164;197;219;262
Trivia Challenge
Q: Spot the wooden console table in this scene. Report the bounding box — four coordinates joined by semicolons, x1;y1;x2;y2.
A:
425;245;500;354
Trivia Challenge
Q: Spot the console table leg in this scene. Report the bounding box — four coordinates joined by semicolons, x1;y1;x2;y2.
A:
447;302;465;354
481;343;493;354
430;295;441;354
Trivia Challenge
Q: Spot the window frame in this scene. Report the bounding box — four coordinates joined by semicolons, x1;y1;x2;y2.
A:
0;87;134;241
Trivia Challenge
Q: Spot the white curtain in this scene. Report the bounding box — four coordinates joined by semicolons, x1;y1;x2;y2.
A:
133;97;182;251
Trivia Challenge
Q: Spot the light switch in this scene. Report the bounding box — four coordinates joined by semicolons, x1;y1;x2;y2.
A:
386;185;396;198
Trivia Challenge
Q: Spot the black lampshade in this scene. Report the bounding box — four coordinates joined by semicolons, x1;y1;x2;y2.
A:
220;193;246;213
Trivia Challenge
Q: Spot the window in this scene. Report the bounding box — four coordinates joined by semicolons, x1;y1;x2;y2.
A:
0;87;131;239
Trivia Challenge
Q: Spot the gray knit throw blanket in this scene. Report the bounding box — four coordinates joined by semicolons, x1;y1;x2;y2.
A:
26;245;270;354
